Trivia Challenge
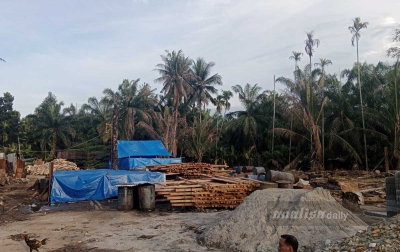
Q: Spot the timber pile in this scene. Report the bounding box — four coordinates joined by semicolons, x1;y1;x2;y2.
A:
27;159;79;175
155;176;259;209
147;163;229;179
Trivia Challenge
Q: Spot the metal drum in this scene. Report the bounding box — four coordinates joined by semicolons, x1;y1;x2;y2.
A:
276;180;293;189
266;170;295;183
138;184;155;211
257;172;266;182
386;177;397;217
245;174;258;180
233;166;241;174
118;186;134;211
259;182;278;190
252;167;266;175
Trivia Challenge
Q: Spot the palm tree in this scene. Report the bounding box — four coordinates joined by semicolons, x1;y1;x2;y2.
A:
118;79;157;140
228;84;266;155
314;58;332;166
349;17;369;170
189;58;222;124
81;97;112;143
215;90;233;158
387;26;400;59
102;88;122;169
304;31;320;113
183;117;217;162
289;51;303;84
137;106;175;152
34;92;76;158
154;50;194;156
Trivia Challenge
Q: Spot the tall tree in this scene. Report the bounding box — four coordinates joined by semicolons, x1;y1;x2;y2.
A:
154;50;193;156
118;79;157;140
289;51;303;84
314;58;332;167
189;58;222;123
102;88;122;169
349;17;369;170
81;96;112;143
33;92;76;158
304;31;320;114
228;84;266;156
387;26;400;59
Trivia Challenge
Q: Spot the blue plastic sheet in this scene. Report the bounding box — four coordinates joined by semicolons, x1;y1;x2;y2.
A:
117;140;172;158
118;158;182;170
50;169;164;203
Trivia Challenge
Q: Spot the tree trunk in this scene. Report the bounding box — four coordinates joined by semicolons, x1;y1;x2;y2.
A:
50;130;57;158
111;103;119;169
357;39;369;171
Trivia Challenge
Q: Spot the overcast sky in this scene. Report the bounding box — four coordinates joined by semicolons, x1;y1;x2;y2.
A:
1;0;399;117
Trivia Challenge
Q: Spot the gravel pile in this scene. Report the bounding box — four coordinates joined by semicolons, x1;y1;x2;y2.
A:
325;215;400;251
198;188;367;252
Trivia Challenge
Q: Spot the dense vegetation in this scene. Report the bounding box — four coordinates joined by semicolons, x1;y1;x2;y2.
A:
1;19;400;171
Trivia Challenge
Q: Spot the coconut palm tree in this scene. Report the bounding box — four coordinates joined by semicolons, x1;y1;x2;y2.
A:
314;58;332;166
189;58;222;124
228;84;266;155
81;96;112;143
304;31;320;113
387;26;400;59
102;87;122;169
349;17;369;170
118;79;158;140
154;50;194;156
33;92;76;158
289;51;303;84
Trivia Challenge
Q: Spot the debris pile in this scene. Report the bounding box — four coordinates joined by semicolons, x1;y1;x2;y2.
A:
156;176;259;209
147;163;229;179
198;188;367;252
326;215;400;251
27;159;79;175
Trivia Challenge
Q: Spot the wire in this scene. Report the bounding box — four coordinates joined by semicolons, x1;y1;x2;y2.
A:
58;132;108;151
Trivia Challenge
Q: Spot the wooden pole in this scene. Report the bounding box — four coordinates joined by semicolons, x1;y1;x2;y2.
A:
48;161;54;203
272;75;276;155
384;147;389;173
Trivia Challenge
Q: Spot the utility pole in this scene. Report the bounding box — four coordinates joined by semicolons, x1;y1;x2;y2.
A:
272;75;276;155
106;123;113;168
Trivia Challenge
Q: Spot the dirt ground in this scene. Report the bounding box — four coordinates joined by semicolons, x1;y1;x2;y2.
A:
0;176;225;251
0;175;388;252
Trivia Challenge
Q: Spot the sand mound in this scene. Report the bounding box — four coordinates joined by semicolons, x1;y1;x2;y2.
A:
198;188;367;252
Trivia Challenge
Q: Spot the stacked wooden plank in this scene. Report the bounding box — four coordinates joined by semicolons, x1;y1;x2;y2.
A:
155;176;259;209
147;163;229;179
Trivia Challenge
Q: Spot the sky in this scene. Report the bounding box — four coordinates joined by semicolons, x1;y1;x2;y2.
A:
0;0;399;117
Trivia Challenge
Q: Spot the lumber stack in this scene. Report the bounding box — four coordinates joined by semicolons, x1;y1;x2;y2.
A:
147;163;230;179
27;159;79;175
155;176;259;209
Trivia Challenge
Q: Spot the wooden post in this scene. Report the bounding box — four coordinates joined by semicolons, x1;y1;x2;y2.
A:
272;75;276;155
48;161;54;203
384;147;389;173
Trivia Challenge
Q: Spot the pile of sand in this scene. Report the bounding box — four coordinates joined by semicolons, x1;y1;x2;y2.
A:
198;188;367;252
27;159;79;175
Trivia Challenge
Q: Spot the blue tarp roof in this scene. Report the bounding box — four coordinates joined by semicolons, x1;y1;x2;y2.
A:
50;169;164;203
118;157;182;170
117;140;173;158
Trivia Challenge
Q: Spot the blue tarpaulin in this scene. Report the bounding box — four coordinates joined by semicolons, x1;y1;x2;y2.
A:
117;140;172;158
50;169;164;203
118;157;182;170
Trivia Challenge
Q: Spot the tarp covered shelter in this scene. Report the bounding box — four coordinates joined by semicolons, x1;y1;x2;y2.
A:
50;169;164;203
117;140;181;170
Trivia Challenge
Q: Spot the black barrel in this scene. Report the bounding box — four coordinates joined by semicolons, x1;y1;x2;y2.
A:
233;166;241;174
266;170;295;183
277;180;293;189
118;186;134;211
386;177;397;217
252;167;266;175
138;184;155;211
